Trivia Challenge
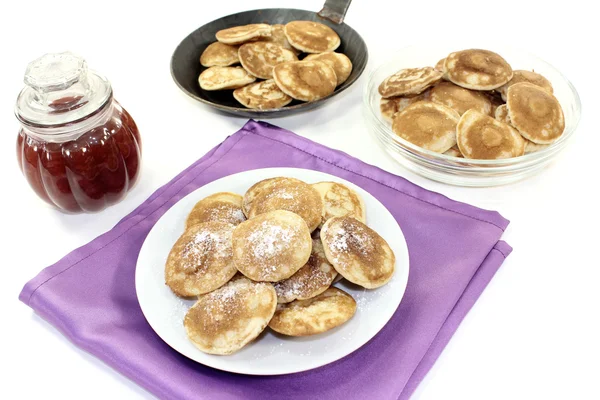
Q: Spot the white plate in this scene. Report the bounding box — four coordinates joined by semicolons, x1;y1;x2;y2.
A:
135;168;410;375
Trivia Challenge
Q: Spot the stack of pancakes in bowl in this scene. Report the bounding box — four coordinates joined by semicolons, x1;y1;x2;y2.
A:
165;177;396;355
198;22;353;109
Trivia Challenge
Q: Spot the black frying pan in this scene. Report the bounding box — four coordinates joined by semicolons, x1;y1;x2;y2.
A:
170;0;367;118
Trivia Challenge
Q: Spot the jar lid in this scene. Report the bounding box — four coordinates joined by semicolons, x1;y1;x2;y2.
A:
15;52;112;127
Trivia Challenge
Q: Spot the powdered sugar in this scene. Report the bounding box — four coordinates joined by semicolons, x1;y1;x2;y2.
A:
181;227;233;271
248;221;296;259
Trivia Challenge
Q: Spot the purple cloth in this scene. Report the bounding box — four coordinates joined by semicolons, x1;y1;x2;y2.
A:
20;120;512;400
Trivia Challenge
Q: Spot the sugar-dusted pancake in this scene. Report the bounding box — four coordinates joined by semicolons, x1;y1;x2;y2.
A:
233;79;293;110
495;104;511;124
264;24;299;54
246;177;323;232
498;70;553;101
444;49;513;90
273;238;337;303
379;67;442;98
165;222;237;297
312;181;366;228
268;287;356;336
232;210;312;282
273;60;337;102
304;52;353;86
184;276;277;355
506;82;565;144
200;42;239;67
379;90;431;123
215;24;272;45
435;58;446;73
284;21;341;53
392;101;460;153
443;145;463;158
185;192;245;229
457;109;525;159
238;42;298;79
430;81;493;115
321;216;395;289
198;66;255;91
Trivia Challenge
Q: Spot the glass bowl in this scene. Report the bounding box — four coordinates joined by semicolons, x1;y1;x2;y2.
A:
363;45;581;187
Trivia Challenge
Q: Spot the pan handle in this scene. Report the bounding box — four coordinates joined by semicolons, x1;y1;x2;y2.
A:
318;0;352;24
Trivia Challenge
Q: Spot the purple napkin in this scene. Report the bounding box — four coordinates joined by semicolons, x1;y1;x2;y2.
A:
20;120;511;400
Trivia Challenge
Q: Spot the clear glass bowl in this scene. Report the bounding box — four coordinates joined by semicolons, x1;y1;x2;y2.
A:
363;45;582;187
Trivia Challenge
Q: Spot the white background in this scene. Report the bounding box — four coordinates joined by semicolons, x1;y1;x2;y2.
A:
1;0;598;399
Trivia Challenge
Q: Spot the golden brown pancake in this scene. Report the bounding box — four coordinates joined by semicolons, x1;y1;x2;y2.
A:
430;81;493;115
443;145;463;158
273;238;337;303
379;91;431;123
392;101;460;153
506;82;565;144
198;66;255;90
435;58;446;72
246;177;323;232
494;104;511;124
233;79;293;110
312;181;366;228
200;42;240;67
184;275;277;355
242;178;278;217
238;42;297;79
273;60;337;102
232;210;312;282
215;24;272;45
457;109;525;159
165;222;237;297
495;104;549;154
379;67;443;98
185;192;245;229
268;287;356;336
284;21;341;53
498;70;553;101
264;24;299;54
321;216;395;289
444;49;513;90
304;52;353;86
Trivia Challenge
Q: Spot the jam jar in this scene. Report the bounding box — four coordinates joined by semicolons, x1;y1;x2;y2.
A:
15;52;141;213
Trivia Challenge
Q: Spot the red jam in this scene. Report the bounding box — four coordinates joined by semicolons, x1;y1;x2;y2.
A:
17;102;141;212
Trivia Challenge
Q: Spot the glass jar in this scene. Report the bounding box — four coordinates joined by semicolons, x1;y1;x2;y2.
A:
15;52;141;212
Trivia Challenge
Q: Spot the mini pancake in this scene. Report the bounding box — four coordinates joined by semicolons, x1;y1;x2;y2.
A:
215;24;272;45
498;70;553;101
443;145;463;158
525;141;550;154
184;276;277;355
312;181;366;228
444;49;513;90
165;222;237;297
247;177;323;232
392;101;460;153
457;109;525;159
304;52;353;86
321;216;395;289
238;42;297;79
273;60;337;102
495;104;511;124
430;81;493;115
185;192;245;229
232;210;312;282
273;238;337;303
264;24;298;54
233;79;293;110
200;42;239;67
379;67;443;98
268;287;356;336
379;90;431;123
435;58;446;72
506;82;565;144
198;66;256;91
284;21;341;53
